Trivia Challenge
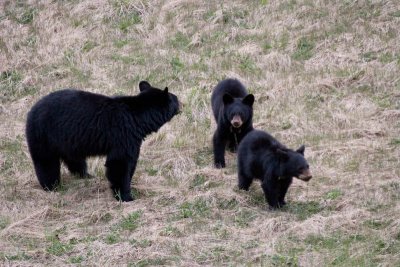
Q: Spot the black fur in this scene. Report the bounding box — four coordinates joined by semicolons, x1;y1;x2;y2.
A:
237;130;312;209
26;81;180;201
211;78;254;168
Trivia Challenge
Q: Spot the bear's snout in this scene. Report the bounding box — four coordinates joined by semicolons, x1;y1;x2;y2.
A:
299;169;312;182
231;115;242;128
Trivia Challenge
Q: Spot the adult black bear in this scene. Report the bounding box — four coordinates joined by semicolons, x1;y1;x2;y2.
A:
26;81;180;202
237;130;312;209
211;78;254;168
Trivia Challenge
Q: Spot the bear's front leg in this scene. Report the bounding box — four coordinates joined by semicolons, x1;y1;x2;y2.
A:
213;131;227;168
238;170;253;191
261;179;280;209
105;158;134;202
277;177;293;207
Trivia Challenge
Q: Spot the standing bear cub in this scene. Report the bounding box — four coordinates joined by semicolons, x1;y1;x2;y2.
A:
26;81;180;202
211;78;255;168
237;130;312;209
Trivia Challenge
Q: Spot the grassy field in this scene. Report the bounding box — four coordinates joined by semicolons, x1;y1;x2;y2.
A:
1;0;399;266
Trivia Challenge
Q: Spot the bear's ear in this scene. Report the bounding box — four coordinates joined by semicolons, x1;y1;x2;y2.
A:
296;145;305;155
223;94;234;105
139;81;151;92
242;94;255;107
164;87;169;94
276;148;289;161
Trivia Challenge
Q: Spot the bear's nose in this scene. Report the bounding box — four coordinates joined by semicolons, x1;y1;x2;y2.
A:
231;115;242;128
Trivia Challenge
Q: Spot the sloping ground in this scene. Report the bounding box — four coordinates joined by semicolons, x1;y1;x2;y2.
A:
0;0;399;266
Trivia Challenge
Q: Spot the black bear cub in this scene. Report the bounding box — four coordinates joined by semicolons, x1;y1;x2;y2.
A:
237;130;312;209
211;78;255;168
26;81;180;202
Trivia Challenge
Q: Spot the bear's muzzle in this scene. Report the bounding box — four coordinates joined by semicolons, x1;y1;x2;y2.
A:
231;115;242;128
298;169;312;182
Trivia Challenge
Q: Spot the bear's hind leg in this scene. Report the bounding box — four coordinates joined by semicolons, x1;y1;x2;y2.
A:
105;158;134;202
63;157;89;178
32;157;61;191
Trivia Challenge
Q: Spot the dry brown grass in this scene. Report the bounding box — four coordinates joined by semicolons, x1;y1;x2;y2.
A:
1;0;400;266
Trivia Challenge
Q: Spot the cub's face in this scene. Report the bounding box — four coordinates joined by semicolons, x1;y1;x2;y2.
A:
277;145;312;182
139;81;182;118
222;93;254;128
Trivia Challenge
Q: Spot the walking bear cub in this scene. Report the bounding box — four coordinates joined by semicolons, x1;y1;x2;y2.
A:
237;130;312;209
26;81;180;202
211;78;255;168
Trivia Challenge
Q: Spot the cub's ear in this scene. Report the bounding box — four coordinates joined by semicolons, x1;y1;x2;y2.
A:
164;87;169;94
296;145;305;155
243;94;255;106
223;93;234;105
139;81;151;92
276;148;289;161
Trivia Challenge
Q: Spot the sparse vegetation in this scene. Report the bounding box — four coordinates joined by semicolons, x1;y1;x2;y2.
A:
0;0;399;265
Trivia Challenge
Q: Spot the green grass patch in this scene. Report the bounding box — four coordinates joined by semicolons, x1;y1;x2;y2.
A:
285;201;322;220
82;40;97;53
105;232;121;244
238;54;259;74
212;223;230;239
193;147;213;167
170;31;191;49
0;137;28;176
216;197;239;210
130;238;152;248
275;233;377;266
195;246;243;265
46;233;74;256
111;53;146;65
269;253;298;266
362;51;378;62
0;216;10;230
118;211;142;231
324;189;342;200
190;174;206;188
263;42;272;53
177;198;211;219
170;56;185;73
389;138;400;146
130;257;177;267
69;255;84;264
114;39;130;48
160;225;183;237
389;10;400;17
118;15;141;32
114;5;142;33
0;70;38;102
5;1;36;25
2;251;31;261
292;37;315;60
364;219;392;230
234;208;257;227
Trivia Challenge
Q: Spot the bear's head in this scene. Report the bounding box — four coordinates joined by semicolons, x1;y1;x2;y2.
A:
222;93;254;129
138;80;182;118
276;145;312;182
